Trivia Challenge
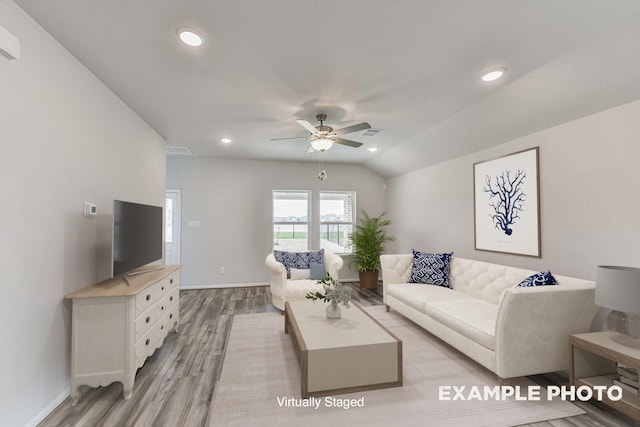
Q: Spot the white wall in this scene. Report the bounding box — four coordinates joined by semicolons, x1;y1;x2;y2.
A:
167;157;387;285
0;2;166;425
386;100;640;280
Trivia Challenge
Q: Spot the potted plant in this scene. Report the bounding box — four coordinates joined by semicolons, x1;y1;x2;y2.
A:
348;210;396;289
306;274;351;319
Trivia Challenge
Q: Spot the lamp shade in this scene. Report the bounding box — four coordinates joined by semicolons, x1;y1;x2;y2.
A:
595;265;640;314
310;138;334;152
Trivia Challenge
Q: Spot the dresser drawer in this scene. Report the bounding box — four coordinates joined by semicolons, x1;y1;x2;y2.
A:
135;281;163;315
135;271;179;315
135;326;159;369
165;270;180;290
155;287;177;319
165;287;178;308
164;298;179;332
135;303;163;341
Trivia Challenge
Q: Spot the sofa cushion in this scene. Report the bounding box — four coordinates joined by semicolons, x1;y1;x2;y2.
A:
424;299;498;350
516;271;557;287
386;284;473;313
284;279;325;300
274;249;324;278
409;250;453;287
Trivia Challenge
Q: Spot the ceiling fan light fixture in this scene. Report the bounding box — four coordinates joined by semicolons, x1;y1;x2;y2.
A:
368;146;379;152
480;67;506;82
220;138;232;144
178;28;204;47
310;138;334;152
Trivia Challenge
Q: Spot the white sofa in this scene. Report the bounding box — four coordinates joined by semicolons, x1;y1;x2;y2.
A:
380;254;597;381
266;251;344;311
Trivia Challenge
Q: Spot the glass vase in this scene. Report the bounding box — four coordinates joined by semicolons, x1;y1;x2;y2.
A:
325;301;341;319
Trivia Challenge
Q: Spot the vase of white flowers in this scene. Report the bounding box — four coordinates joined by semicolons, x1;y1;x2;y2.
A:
325;300;341;319
306;274;351;319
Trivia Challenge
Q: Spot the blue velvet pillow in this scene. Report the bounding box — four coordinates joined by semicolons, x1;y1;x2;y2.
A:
516;271;557;287
309;262;326;280
409;250;453;287
274;249;324;278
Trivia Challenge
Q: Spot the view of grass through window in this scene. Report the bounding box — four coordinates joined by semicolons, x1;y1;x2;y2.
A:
273;191;309;251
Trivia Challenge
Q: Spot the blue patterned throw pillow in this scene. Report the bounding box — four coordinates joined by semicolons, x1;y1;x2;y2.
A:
409;250;453;287
516;271;557;287
274;249;324;279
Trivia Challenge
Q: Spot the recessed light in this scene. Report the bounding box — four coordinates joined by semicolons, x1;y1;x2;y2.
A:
178;28;204;47
220;138;232;144
480;67;506;82
368;146;379;152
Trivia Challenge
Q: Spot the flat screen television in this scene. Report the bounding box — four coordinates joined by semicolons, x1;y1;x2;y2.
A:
112;200;163;278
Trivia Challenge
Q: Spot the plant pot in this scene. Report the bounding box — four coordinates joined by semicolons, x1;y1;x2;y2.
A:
359;270;379;289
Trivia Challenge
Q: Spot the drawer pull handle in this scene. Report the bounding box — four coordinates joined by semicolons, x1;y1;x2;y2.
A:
161;306;164;311
146;316;150;323
170;279;174;284
146;294;151;301
145;338;150;346
170;296;173;302
169;314;173;319
161;286;165;291
161;325;164;330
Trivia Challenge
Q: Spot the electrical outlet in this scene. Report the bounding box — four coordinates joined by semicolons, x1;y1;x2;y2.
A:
219;267;225;274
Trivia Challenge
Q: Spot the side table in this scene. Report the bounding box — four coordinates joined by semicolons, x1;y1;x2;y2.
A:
570;331;640;420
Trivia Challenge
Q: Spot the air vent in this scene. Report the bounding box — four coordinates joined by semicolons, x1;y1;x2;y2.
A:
166;146;193;156
362;128;382;137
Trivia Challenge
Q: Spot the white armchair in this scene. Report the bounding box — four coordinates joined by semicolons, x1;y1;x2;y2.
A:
265;251;344;311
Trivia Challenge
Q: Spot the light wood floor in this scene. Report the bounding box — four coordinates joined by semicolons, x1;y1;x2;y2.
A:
40;284;637;427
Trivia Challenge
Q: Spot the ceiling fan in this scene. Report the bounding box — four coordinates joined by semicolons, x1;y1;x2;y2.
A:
271;114;371;152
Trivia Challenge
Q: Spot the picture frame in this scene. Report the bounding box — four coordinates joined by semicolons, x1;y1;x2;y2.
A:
473;147;540;257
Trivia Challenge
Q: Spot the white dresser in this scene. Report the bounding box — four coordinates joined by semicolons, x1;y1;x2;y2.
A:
65;265;181;404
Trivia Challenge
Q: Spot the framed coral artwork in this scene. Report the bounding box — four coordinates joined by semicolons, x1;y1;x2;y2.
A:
473;147;540;257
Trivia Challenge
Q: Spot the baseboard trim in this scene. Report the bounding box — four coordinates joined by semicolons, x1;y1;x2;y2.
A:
180;282;269;290
26;387;69;427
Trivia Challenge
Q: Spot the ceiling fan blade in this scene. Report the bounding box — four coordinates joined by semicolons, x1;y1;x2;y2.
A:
269;136;308;141
332;122;371;136
334;137;363;148
296;119;319;134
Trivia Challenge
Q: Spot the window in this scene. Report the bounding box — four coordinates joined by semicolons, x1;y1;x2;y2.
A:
272;190;356;254
320;191;355;254
273;190;310;251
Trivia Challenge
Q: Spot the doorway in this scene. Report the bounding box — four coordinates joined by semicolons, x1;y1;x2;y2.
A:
165;189;181;265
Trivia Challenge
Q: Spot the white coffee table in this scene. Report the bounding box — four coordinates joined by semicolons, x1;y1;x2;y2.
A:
284;300;403;398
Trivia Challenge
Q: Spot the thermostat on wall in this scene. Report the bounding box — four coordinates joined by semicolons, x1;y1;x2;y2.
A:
83;202;97;218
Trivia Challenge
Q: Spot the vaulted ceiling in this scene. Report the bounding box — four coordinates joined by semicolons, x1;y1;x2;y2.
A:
15;0;640;177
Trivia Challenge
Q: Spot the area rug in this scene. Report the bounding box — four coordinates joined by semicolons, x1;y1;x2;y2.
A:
209;306;584;426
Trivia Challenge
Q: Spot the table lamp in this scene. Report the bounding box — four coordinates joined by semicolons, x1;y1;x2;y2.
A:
595;265;640;347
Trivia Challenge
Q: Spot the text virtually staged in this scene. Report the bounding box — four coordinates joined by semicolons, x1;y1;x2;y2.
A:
277;396;366;410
